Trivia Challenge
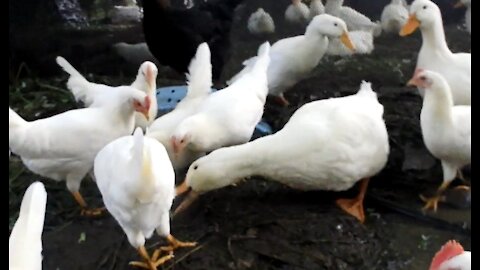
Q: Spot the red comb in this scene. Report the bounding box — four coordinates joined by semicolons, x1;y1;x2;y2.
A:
429;240;464;270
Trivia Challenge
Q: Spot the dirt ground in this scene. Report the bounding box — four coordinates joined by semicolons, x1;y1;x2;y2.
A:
9;1;471;269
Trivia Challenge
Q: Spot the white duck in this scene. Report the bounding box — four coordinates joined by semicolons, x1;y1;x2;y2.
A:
56;56;158;129
228;14;355;106
171;42;270;158
430;240;471;270
94;128;196;270
285;0;310;25
454;0;471;34
381;0;409;34
407;69;470;211
309;0;325;21
400;0;471;105
325;0;382;36
9;182;47;270
326;29;374;55
247;8;275;35
9;87;151;216
175;81;390;223
147;43;212;170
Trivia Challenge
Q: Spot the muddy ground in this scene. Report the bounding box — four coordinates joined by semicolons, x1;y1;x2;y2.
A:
9;1;471;269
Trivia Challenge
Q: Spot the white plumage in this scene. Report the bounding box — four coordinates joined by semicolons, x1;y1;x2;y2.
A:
326;30;374;56
95;128;195;267
56;56;158;129
9;181;47;270
147;43;212;170
228;14;355;106
9;87;150;213
95;128;174;249
439;252;471;270
381;0;409;34
400;0;471;105
325;0;382;37
408;69;470;211
171;42;270;156
178;81;389;223
247;8;275;35
285;0;310;25
309;0;325;20
430;240;471;270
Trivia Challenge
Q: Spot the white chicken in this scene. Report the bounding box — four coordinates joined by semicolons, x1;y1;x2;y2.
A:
147;42;212;170
381;0;409;34
9;182;47;270
407;69;470;212
400;0;471;105
228;14;355;106
247;8;275;35
175;81;390;223
171;42;270;158
56;56;158;130
285;0;310;25
430;240;471;270
325;0;382;37
9;87;151;216
94;128;196;270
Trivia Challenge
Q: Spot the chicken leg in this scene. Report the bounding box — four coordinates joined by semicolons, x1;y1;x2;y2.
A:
419;180;452;212
130;245;174;270
71;191;107;217
158;234;197;252
336;178;370;223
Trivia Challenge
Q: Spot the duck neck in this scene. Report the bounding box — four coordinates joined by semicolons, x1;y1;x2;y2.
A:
420;19;451;56
221;139;272;180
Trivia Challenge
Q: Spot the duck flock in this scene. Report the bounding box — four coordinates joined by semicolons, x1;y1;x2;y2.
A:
9;0;470;269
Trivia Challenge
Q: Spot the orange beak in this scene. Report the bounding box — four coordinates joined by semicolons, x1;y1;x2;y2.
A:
340;31;356;52
173;181;199;217
175;180;190;196
453;0;464;8
400;14;420;36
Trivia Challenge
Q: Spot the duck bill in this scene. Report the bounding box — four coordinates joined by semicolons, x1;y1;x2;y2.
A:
340;31;356;52
173;189;199;217
453;1;464;8
175;180;190;196
400;14;420;36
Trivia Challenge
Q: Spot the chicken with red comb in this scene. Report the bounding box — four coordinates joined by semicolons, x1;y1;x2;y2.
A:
430;240;470;270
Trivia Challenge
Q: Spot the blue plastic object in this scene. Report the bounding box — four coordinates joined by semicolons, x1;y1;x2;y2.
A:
156;85;273;139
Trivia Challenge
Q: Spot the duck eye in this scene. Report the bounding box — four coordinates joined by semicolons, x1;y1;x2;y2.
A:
420;76;426;81
180;139;185;143
193;165;198;170
423;5;427;9
334;22;338;26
